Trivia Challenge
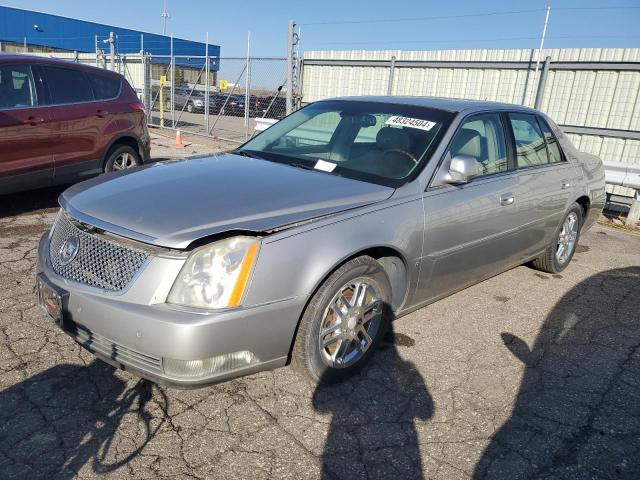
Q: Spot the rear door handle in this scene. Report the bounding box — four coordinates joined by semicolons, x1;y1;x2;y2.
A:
24;116;45;126
500;192;515;206
95;110;109;118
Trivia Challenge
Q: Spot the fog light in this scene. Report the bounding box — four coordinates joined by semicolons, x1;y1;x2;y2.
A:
162;351;258;378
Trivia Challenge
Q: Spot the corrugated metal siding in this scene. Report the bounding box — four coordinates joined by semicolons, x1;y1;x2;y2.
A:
303;48;640;196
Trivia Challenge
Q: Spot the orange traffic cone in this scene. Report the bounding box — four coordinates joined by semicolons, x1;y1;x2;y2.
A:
172;129;187;148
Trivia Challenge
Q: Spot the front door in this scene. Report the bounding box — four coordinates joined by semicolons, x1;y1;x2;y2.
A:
415;112;528;304
0;64;54;193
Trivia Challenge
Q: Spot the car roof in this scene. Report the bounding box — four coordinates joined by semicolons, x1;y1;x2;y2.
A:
0;53;122;78
324;95;539;114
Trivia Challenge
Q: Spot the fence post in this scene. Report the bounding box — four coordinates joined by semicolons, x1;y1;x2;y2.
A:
170;35;175;129
205;32;210;136
286;20;295;115
627;190;640;227
245;31;252;140
387;55;396;96
534;56;551;110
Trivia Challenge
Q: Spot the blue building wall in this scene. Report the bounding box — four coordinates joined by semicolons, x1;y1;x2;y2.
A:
0;6;220;59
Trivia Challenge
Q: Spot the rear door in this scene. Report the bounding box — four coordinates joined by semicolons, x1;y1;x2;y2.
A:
39;65;104;181
507;112;574;253
0;63;54;192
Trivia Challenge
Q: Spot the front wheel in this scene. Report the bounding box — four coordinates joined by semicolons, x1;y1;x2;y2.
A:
292;256;391;383
187;102;194;113
532;202;583;273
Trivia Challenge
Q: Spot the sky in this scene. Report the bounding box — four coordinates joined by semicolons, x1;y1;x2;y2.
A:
1;0;639;57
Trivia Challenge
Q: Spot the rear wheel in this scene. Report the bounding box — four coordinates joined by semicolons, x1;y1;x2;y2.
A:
532;202;582;273
104;145;142;173
292;256;391;383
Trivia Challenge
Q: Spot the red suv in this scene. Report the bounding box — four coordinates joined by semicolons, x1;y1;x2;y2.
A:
0;55;150;195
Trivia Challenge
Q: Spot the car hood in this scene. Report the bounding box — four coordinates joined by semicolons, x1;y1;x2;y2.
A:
61;153;394;249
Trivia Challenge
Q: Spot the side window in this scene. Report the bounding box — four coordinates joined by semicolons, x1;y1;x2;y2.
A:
0;65;36;109
88;73;121;100
449;113;508;176
509;113;549;167
42;66;94;104
537;117;564;163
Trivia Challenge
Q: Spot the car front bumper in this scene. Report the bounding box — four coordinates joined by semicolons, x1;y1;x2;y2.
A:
37;233;305;388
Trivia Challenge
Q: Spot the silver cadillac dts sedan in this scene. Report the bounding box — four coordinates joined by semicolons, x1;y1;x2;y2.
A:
36;97;605;387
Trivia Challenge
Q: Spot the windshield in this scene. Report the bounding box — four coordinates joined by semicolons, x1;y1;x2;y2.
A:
239;100;453;187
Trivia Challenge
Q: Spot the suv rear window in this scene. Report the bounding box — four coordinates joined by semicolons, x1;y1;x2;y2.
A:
42;66;94;104
0;65;36;108
89;73;121;99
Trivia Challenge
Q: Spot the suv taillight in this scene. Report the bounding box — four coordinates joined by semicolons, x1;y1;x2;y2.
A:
129;102;145;112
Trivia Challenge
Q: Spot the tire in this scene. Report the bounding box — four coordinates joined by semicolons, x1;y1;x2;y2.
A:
292;256;392;384
187;102;194;113
532;202;583;274
104;145;142;173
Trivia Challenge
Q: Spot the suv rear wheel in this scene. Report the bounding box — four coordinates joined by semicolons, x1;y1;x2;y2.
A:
104;145;142;173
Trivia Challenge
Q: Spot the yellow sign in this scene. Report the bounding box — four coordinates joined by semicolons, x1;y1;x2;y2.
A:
220;80;228;91
160;75;167;85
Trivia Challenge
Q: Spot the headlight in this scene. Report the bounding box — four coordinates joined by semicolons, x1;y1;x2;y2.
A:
167;236;259;309
194;99;203;105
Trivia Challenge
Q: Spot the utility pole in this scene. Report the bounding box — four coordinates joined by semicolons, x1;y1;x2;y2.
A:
528;5;551;106
109;32;115;71
161;0;170;35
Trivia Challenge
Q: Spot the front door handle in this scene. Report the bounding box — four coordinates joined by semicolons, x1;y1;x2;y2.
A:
500;192;515;206
95;110;109;118
561;180;571;189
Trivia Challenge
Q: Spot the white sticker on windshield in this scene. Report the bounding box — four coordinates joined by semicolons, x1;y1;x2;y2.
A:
385;116;436;131
314;159;337;172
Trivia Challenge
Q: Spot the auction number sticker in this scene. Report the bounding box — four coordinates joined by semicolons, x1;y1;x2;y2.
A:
385;116;436;131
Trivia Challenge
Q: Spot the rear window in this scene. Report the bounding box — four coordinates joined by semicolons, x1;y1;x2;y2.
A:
88;73;121;100
42;66;94;104
0;65;36;108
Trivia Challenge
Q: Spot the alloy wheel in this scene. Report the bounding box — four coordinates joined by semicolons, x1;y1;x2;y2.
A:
556;212;578;264
318;279;383;368
112;152;137;171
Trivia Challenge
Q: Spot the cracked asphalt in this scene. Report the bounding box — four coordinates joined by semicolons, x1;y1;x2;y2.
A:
1;188;639;480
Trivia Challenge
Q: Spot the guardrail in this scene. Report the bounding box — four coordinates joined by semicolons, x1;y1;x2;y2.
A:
604;161;640;191
603;161;640;225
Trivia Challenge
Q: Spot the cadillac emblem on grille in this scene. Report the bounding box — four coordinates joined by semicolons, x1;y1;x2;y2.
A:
58;235;79;266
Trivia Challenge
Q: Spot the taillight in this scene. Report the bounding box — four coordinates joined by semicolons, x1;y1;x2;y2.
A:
129;102;145;112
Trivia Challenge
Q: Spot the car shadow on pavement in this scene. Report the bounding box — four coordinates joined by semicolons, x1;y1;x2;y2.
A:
0;186;66;218
474;266;640;480
313;320;434;479
0;360;166;479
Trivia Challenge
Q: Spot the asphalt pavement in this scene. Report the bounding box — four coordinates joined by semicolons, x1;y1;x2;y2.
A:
1;178;639;479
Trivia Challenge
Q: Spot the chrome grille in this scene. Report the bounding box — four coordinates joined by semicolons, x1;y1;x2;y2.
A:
49;211;149;292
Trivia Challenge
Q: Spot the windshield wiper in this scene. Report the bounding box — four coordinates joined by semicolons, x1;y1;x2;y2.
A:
234;150;260;159
288;162;315;171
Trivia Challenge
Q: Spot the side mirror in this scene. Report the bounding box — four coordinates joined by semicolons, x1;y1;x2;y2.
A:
446;155;480;184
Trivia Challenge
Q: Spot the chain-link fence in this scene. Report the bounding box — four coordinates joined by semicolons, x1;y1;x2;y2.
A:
146;55;287;143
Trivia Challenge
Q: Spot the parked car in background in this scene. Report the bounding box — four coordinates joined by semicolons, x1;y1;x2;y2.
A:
0;55;150;195
36;97;605;388
172;87;208;113
255;95;286;119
